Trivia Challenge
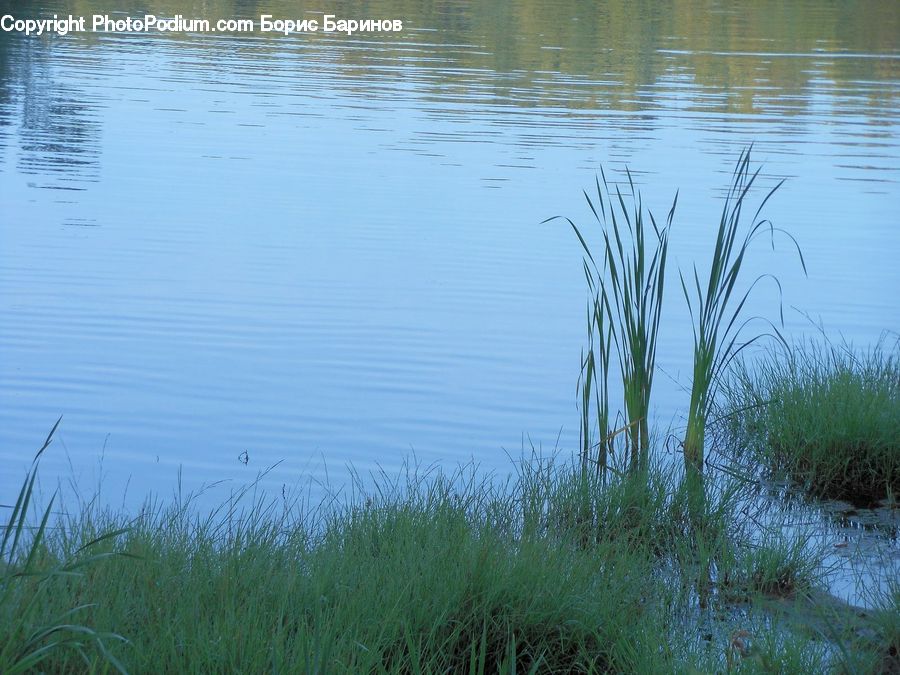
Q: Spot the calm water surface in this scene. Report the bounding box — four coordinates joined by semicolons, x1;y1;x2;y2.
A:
1;1;898;512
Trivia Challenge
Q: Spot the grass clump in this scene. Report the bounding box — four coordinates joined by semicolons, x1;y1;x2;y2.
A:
717;532;825;602
3;455;708;673
0;419;127;673
680;147;805;482
547;168;674;474
720;338;900;505
4;432;890;673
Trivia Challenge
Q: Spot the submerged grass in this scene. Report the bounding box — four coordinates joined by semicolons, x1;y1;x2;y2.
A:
719;337;900;505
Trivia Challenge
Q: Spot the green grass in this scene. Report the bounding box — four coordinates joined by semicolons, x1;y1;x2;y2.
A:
1;454;668;673
719;338;900;505
717;530;826;602
547;167;674;474
4;431;894;673
550;148;804;491
680;147;805;482
0;419;127;673
865;581;900;674
2;443;859;674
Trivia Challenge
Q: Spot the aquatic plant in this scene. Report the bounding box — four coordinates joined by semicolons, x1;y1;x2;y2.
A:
719;336;900;504
577;289;613;476
680;148;805;481
550;169;674;474
554;148;803;487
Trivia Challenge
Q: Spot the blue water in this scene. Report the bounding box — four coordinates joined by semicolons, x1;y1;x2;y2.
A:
1;1;898;509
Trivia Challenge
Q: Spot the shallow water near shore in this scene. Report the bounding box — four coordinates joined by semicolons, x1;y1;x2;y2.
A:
1;0;898;607
758;483;899;609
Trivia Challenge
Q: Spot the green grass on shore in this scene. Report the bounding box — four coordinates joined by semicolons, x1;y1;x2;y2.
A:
719;338;900;505
2;450;895;673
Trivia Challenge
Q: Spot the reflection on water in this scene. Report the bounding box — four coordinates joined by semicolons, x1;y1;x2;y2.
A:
0;0;898;533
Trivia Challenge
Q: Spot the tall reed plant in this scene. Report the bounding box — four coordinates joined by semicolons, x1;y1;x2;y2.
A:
577;283;612;476
680;148;805;480
550;170;675;474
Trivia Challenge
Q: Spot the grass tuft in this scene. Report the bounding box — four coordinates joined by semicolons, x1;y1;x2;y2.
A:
724;532;825;601
719;337;900;505
547;167;674;475
1;454;682;673
0;418;128;674
680;147;805;482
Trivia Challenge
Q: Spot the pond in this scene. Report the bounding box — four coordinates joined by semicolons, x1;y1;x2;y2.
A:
1;0;897;538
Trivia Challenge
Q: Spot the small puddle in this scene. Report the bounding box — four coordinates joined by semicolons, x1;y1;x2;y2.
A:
747;477;898;609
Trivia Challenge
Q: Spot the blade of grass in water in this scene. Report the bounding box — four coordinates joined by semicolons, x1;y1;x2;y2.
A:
681;147;806;482
548;168;675;474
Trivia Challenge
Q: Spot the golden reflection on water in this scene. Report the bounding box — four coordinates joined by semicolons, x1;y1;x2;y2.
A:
8;0;900;117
